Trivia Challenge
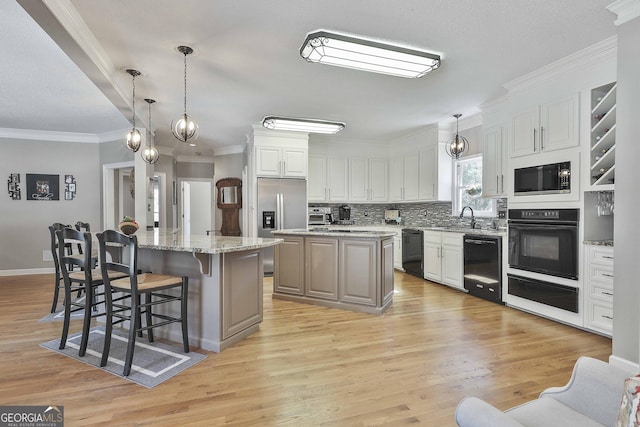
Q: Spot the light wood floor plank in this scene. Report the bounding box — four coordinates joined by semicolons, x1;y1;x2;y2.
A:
0;272;610;426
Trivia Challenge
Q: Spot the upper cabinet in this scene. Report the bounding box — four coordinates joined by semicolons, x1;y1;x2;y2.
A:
256;145;307;178
308;155;348;202
510;94;579;158
482;125;507;197
590;82;616;188
389;154;419;201
349;157;388;202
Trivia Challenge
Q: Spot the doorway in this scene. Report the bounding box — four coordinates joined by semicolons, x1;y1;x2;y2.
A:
180;180;213;235
102;161;135;230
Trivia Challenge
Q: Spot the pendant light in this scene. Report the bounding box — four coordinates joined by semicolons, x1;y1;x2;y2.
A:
141;98;160;164
447;113;468;159
125;69;142;152
171;45;199;144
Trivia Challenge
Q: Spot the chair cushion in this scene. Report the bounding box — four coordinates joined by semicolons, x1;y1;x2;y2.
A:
110;273;183;291
506;396;605;427
68;269;126;281
615;375;640;427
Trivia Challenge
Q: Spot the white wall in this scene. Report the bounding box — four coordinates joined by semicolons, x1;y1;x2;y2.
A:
0;138;102;272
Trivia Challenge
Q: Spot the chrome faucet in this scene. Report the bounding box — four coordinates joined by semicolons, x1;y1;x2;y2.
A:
460;206;476;229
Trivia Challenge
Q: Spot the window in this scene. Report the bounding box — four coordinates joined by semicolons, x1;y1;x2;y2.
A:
453;155;495;217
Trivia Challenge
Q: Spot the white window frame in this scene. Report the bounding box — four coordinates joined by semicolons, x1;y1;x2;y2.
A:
452;154;496;218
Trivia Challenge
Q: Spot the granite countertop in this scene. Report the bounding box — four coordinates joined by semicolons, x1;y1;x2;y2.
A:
584;239;614;247
311;224;506;237
273;228;397;238
135;229;283;254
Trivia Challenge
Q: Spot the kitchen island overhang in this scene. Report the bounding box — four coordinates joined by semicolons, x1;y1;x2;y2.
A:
134;229;283;352
272;229;396;315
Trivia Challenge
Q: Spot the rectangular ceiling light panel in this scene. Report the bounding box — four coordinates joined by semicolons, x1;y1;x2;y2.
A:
300;31;440;78
262;116;345;134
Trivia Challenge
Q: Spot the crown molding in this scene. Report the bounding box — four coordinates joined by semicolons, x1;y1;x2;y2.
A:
458;113;483;131
607;0;640;25
0;127;99;143
214;145;245;156
98;128;130;142
504;36;617;94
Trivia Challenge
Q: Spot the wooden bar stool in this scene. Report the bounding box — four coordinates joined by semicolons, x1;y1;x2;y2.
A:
97;230;189;377
56;228;127;356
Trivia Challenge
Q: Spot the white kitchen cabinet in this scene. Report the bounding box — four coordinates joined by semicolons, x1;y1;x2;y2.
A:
349;157;388;202
423;231;463;290
308;154;327;201
482;125;507;197
389;153;419;202
256;146;307;178
510;94;579;158
589;82;616;188
307;155;348;202
418;144;452;201
584;245;614;336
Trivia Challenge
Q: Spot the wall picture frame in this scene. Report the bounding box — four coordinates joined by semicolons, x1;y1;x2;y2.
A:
64;174;76;200
26;174;59;201
7;173;21;200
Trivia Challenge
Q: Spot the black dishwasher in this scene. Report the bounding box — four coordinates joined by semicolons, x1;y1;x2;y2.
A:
402;229;423;278
463;235;502;303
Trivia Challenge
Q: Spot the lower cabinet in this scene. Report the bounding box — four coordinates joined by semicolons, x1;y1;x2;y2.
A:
584;245;614;336
273;233;394;314
306;237;339;300
423;231;464;290
273;236;305;295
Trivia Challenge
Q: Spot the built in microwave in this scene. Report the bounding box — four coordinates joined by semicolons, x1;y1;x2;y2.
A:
513;161;571;195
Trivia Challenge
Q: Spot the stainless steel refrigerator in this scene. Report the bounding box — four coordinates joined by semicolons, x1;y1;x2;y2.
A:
257;177;307;275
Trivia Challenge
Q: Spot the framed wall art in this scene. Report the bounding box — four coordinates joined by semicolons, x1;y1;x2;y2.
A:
26;174;59;201
7;173;21;200
65;174;76;200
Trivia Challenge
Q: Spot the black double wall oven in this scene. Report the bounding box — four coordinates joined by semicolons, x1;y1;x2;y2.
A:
507;208;579;313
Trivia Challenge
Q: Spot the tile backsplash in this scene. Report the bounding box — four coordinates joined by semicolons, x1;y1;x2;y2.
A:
310;199;508;229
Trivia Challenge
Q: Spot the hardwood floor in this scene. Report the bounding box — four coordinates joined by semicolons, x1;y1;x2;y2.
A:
0;272;610;426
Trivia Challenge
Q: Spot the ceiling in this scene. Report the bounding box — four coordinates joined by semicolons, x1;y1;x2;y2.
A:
1;0;617;156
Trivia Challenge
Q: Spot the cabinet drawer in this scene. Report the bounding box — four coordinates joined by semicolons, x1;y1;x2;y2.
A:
424;231;441;244
589;247;614;265
588;264;614;284
442;233;463;247
589;302;613;333
591;282;614;302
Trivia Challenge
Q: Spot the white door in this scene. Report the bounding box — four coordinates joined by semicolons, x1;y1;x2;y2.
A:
182;181;212;235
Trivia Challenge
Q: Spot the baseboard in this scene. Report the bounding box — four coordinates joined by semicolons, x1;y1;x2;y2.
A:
0;268;53;277
609;355;639;373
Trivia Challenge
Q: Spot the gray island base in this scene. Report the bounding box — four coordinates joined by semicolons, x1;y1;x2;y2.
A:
134;229;282;352
272;229;395;315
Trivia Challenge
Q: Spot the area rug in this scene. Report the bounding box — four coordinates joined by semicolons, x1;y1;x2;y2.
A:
38;296;88;322
40;326;206;388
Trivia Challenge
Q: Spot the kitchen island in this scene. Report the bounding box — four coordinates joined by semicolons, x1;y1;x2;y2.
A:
272;228;395;314
134;229;282;352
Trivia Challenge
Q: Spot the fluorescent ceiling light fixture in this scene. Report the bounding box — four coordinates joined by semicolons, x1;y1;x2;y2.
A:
262;116;345;134
300;30;440;78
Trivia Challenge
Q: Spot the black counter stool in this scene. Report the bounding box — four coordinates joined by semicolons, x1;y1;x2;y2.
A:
56;228;128;356
97;229;189;377
49;223;73;313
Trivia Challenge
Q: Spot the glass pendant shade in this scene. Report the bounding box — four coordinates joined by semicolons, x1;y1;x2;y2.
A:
125;69;142;152
171;113;199;142
447;114;469;159
142;98;159;164
172;46;199;144
126;128;142;152
141;145;160;164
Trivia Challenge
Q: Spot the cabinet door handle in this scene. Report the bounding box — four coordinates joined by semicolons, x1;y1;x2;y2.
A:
602;315;613;320
602;273;614;278
603;256;614;260
601;291;613;296
500;174;504;193
533;128;537;151
540;126;545;150
496;176;499;192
